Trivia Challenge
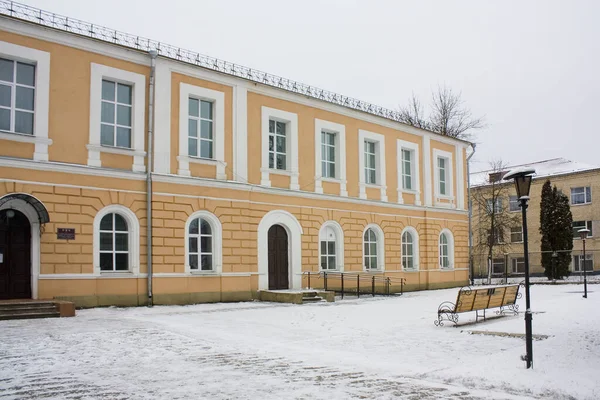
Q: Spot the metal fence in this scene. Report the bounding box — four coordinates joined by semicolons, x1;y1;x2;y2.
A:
0;0;417;128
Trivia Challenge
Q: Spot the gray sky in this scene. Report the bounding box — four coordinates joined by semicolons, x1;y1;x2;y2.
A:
22;0;600;172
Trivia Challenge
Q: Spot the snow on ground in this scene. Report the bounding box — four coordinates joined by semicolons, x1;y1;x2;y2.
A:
0;285;598;399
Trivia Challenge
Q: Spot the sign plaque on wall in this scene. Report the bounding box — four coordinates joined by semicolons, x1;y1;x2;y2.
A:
57;228;75;240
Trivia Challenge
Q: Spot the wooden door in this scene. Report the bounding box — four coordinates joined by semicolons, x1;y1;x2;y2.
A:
268;225;289;290
0;210;32;299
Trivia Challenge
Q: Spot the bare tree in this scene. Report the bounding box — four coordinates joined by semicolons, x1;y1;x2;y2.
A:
398;85;484;140
472;160;521;283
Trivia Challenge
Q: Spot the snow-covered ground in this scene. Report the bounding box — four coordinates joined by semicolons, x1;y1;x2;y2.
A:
0;284;598;399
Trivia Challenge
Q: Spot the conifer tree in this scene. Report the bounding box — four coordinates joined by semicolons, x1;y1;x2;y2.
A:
539;180;573;279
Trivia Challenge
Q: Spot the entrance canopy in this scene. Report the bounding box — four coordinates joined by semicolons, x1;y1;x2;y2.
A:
0;193;50;224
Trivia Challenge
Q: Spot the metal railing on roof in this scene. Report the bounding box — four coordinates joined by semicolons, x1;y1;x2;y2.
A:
0;0;411;126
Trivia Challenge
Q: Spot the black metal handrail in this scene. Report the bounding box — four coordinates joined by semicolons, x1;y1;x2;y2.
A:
303;271;405;299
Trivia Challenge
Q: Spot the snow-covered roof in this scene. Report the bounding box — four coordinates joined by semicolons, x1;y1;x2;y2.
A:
470;158;600;187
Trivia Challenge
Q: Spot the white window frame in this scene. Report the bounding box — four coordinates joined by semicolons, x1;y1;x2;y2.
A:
433;149;454;207
510;226;523;243
401;226;419;271
358;129;387;201
93;205;140;276
492;258;506;276
362;224;385;272
573;220;593;239
314;119;347;196
88;63;146;171
439;228;455;269
573;253;593;273
396;139;421;205
571;186;592;206
486;198;503;214
509;195;520;212
177;83;226;179
184;211;223;275
512;257;525;274
0;41;51;161
261;106;299;190
318;221;344;271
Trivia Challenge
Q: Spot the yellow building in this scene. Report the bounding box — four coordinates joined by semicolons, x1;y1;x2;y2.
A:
0;3;472;306
471;158;600;278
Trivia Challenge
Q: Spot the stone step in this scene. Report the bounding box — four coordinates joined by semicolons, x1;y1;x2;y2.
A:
0;311;60;321
302;296;323;303
301;292;318;298
0;304;57;314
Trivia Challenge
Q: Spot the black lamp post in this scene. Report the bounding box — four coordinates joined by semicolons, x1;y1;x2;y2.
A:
504;167;535;369
552;251;558;284
578;228;590;298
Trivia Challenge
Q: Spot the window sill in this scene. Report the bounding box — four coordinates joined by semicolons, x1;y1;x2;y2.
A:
0;130;53;145
98;271;137;278
403;268;420;272
263;168;297;177
177;155;227;167
363;183;385;189
321;177;345;184
189;270;219;275
398;188;419;194
439;267;455;271
87;144;146;157
571;202;592;207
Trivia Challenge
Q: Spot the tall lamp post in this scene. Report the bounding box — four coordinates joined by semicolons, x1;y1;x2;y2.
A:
503;167;535;369
578;228;590;298
552;251;558;284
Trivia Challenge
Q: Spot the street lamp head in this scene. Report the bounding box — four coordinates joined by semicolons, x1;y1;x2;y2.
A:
503;167;536;199
578;228;590;240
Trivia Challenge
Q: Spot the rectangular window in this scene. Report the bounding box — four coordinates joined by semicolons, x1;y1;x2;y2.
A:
321;131;336;179
486;198;503;213
437;157;447;195
100;79;132;148
509;196;519;212
364;140;377;184
571;187;592;205
488;227;504;245
0;57;36;135
512;257;525;274
187;98;214;159
572;220;593;239
268;119;287;170
510;226;523;243
320;240;337;270
573;254;593;272
401;149;413;190
492;258;505;275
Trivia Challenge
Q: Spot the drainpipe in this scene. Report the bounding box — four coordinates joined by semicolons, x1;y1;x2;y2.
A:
467;143;476;285
146;50;158;306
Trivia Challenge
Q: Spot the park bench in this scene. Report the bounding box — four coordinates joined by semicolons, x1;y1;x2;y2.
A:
434;284;521;327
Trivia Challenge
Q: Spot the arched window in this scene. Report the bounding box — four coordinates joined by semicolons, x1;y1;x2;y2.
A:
401;227;419;271
363;224;384;271
99;213;129;271
319;221;344;271
185;211;222;273
93;205;140;275
439;229;454;269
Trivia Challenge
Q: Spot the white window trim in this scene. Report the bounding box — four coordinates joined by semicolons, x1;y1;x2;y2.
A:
93;205;140;276
439;228;455;270
433;149;455;208
88;63;146;172
184;211;223;275
401;226;419;271
573;253;594;272
261;106;299;190
314;119;347;196
0;40;51;161
363;223;385;272
573;220;593;239
396;139;421;205
510;226;523;243
318;221;345;271
570;186;592;206
177;83;226;179
509;195;520;212
358;129;387;201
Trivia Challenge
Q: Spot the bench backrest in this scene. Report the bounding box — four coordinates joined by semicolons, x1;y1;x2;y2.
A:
454;285;520;313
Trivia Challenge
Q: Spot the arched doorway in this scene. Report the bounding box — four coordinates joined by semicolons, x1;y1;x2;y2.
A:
268;224;289;290
0;209;32;299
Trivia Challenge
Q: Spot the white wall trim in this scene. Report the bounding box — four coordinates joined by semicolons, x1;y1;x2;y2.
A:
422;135;432;206
233;85;248;182
439;228;455;270
455;146;465;210
153;59;172;174
358;129;387;201
433;148;455;208
260;107;299;189
363;223;385;272
178;83;226;179
0;40;51;161
0;197;42;299
92;205;141;276
314;119;347;196
88;63;146;172
257;210;303;290
401;226;420;271
318;220;345;271
396;139;421;205
184;210;223;274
